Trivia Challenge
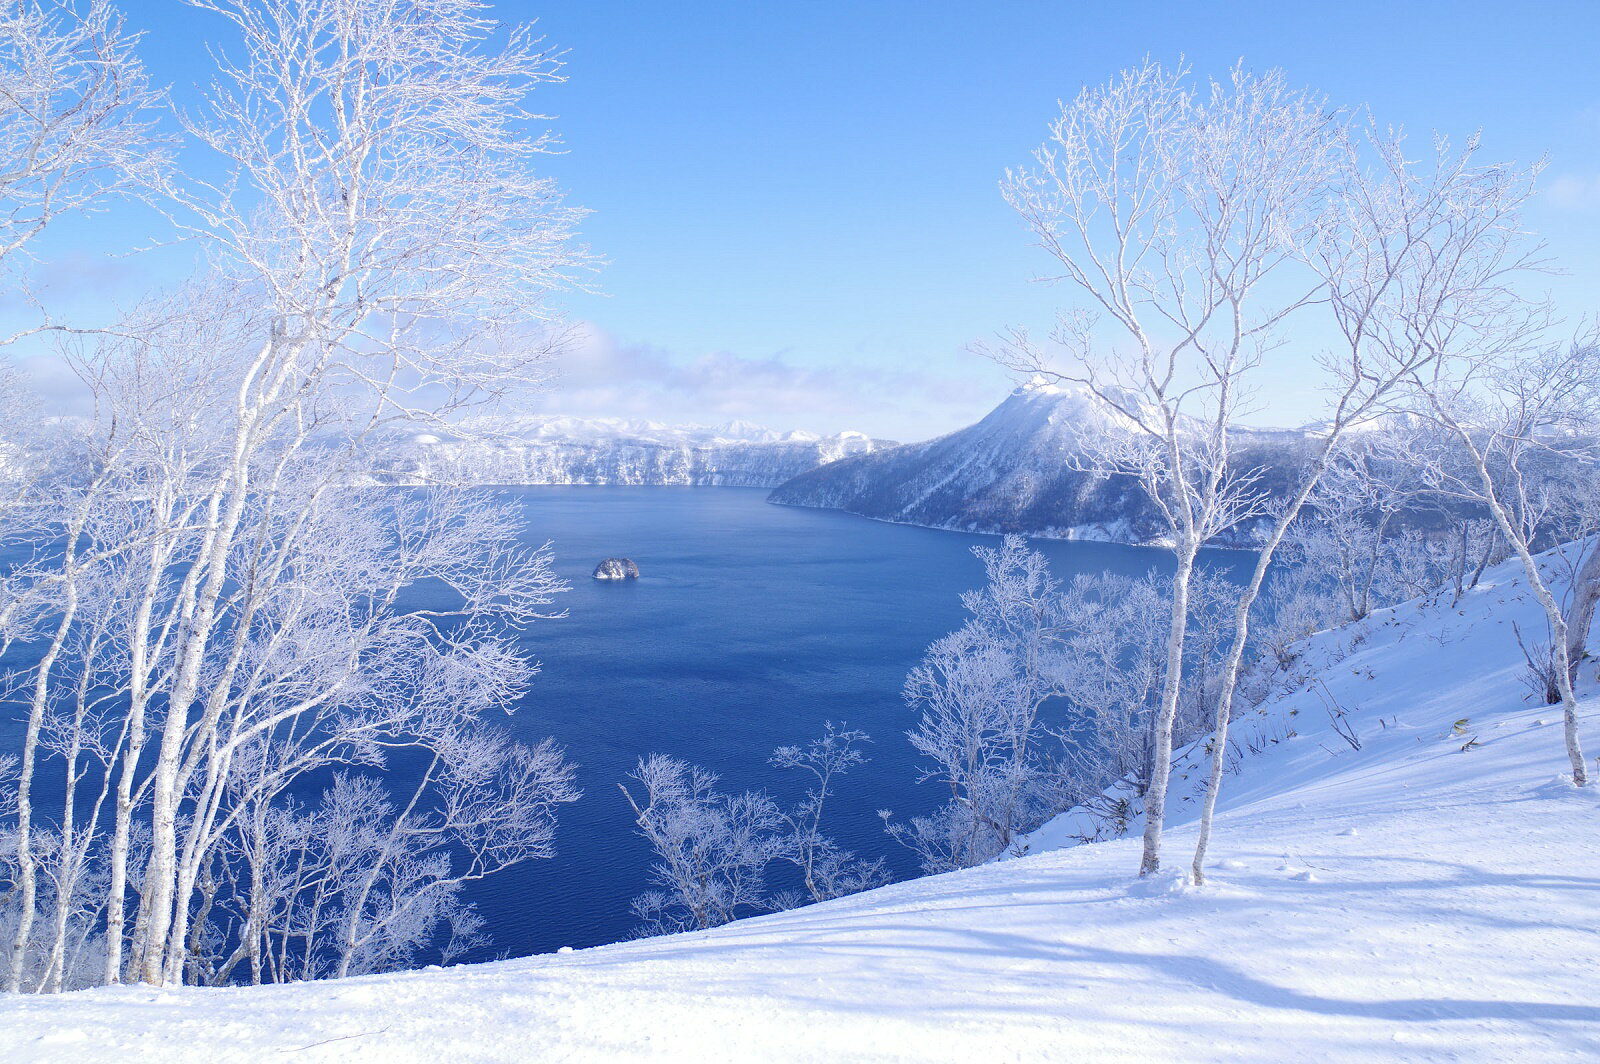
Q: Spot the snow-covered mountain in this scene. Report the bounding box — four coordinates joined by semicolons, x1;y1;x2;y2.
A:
370;416;893;488
768;381;1312;545
6;546;1594;1061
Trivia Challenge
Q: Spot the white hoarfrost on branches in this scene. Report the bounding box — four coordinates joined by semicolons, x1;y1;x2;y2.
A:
994;57;1561;882
620;755;782;936
890;536;1070;872
622;726;885;936
1;0;588;992
893;536;1249;863
1406;335;1600;785
996;60;1340;876
768;725;889;906
0;0;159;345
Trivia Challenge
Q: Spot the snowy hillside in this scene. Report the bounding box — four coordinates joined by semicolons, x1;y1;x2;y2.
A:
2;549;1596;1061
369;416;892;488
769;381;1312;545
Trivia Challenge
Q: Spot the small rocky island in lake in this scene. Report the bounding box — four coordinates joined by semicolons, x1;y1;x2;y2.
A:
593;557;640;581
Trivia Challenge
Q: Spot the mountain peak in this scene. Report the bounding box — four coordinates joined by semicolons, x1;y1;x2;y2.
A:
1016;374;1085;398
770;386;1312;546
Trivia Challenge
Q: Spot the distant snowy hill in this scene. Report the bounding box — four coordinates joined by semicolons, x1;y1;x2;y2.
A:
4;547;1595;1062
369;416;894;488
768;381;1313;546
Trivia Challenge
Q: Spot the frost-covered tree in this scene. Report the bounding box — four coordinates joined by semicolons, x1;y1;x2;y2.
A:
2;0;588;990
623;727;886;934
1292;438;1446;623
994;58;1550;879
891;536;1070;871
998;61;1339;875
1408;337;1599;784
0;0;158;343
769;725;887;904
0;369;583;990
119;0;580;987
620;755;780;935
0;7;157;790
1187;126;1545;882
1053;573;1169;809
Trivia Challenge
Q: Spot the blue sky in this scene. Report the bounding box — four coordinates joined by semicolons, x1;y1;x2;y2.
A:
15;0;1600;440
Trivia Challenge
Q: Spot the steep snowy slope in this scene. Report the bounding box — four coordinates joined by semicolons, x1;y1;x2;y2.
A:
370;416;891;488
769;381;1311;545
2;552;1597;1062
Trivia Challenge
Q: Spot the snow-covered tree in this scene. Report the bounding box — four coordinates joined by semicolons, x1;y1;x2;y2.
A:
769;725;888;904
996;60;1551;880
620;755;780;935
1053;572;1169;810
0;0;158;342
1291;437;1448;623
2;0;588;990
891;536;1069;871
998;61;1338;875
118;0;582;987
623;726;887;935
0;5;159;961
1407;336;1599;784
1187;125;1546;881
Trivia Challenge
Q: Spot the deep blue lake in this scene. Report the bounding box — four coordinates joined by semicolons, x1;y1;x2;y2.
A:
466;487;1249;960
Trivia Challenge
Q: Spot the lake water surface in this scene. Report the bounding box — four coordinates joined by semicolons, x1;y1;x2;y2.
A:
471;487;1247;959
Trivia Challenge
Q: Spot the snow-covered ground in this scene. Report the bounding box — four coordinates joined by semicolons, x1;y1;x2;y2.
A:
2;553;1597;1062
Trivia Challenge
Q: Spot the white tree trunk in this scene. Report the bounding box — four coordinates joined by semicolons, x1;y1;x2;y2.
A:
1564;539;1600;686
1139;538;1198;876
6;577;79;991
1191;466;1326;883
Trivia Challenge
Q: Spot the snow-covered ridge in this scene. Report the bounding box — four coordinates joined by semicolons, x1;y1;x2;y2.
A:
369;415;893;488
769;381;1313;546
4;547;1594;1062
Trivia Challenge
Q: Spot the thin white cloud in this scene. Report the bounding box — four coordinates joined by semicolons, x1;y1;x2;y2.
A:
10;320;1011;443
532;325;1004;442
1546;174;1600;210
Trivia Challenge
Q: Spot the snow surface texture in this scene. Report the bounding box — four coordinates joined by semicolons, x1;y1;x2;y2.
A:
3;551;1598;1062
768;381;1312;546
369;416;890;488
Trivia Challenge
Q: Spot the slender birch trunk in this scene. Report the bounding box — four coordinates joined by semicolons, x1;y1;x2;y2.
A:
7;571;80;991
1138;537;1198;876
1564;539;1600;685
136;433;257;984
1474;471;1589;784
1191;464;1328;883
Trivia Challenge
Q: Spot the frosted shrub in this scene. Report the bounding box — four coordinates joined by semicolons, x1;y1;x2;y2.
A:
621;755;780;936
769;726;889;903
892;537;1069;870
623;727;885;936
